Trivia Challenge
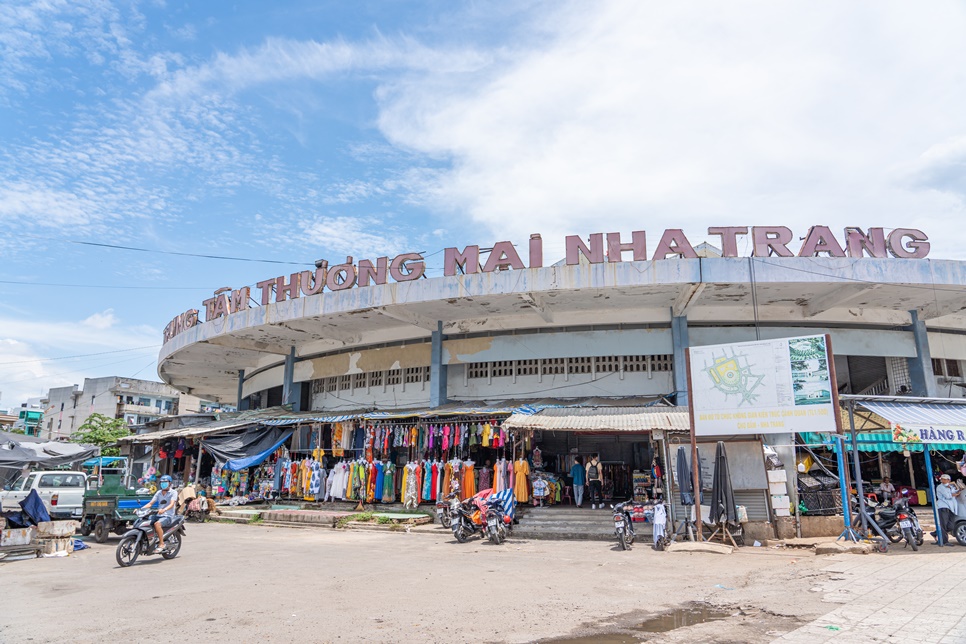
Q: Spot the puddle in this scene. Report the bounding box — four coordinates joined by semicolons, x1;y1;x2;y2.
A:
547;604;731;643
635;606;730;632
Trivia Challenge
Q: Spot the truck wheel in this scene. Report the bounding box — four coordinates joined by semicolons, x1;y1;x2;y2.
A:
94;519;109;543
79;521;92;537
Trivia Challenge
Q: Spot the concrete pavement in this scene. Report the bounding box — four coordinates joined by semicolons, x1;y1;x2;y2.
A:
776;546;966;643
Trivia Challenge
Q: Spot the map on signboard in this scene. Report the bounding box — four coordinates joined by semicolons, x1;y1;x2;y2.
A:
787;336;832;406
704;349;765;406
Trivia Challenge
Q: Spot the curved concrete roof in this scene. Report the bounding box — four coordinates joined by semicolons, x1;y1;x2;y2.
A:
158;257;966;401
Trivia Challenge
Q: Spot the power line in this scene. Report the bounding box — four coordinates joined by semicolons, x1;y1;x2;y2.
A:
0;353;159;387
0;280;218;290
0;345;160;366
19;234;315;266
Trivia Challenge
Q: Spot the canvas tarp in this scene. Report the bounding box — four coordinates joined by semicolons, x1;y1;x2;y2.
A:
0;439;99;470
201;427;295;472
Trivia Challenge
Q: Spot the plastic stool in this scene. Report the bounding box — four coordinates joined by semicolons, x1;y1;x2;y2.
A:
562;485;573;505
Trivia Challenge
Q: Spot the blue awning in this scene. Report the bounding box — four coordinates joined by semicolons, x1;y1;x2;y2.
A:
82;456;126;467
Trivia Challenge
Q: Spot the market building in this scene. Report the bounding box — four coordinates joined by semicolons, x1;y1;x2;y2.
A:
152;226;966;538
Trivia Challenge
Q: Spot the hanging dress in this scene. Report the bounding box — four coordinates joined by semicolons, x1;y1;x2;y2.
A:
514;459;530;503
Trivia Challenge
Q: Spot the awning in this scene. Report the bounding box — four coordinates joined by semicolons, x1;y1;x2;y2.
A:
0;440;100;470
859;400;966;429
503;406;690;433
800;431;966;452
82;456;126;467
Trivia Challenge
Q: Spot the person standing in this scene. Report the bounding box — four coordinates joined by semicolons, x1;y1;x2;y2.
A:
586;453;604;509
569;456;586;508
935;473;962;546
652;497;667;549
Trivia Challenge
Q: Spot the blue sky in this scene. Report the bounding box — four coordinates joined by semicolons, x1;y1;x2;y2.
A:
1;1;966;408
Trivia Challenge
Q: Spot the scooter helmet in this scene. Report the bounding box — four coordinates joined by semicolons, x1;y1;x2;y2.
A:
159;474;173;490
901;489;910;497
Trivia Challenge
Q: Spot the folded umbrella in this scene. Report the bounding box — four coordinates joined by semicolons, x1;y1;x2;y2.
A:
710;441;737;524
677;446;694;506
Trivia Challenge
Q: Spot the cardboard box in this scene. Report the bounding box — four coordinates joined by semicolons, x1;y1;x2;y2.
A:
768;482;788;495
767;469;788;483
771;495;791;509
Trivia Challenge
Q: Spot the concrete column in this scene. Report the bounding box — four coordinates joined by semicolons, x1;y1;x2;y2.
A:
236;369;249;411
906;310;938;397
282;346;301;411
671;312;689;407
430;321;448;408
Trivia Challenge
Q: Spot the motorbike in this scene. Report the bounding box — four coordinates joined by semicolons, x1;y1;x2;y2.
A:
854;496;923;547
449;493;486;543
894;497;923;551
115;507;186;567
484;495;513;545
612;501;637;550
183;496;210;523
435;498;453;529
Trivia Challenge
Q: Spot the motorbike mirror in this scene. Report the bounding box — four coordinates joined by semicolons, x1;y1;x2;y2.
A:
610;504;615;509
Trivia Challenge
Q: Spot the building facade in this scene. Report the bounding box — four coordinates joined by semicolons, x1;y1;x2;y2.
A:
157;250;966;412
13;397;45;436
41;377;207;441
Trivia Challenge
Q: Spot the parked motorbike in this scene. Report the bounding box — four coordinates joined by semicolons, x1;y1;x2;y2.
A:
484;496;512;545
893;496;923;551
854;494;923;548
435;498;453;529
449;493;486;543
115;508;186;567
612;501;637;550
183;496;210;523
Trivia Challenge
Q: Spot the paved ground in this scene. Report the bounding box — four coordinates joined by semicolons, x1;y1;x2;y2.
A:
2;522;965;643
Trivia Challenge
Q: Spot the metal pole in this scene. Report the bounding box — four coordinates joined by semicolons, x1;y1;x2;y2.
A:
848;402;870;534
194;445;204;486
834;435;858;542
685;348;703;540
923;448;943;546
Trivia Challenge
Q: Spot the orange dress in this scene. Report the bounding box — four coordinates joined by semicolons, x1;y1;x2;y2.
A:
514;459;530;502
462;463;476;498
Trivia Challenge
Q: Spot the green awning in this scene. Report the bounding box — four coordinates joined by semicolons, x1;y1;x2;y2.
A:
799;432;966;453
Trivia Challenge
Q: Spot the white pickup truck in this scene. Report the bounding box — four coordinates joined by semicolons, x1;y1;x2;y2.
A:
1;470;88;520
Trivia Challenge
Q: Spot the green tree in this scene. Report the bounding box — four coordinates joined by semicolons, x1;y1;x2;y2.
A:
71;413;131;457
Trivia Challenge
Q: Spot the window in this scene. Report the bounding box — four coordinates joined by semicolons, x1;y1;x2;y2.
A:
541;358;566;375
491;361;514;378
622;355;649;372
651;354;673;372
138;397;150;406
60;402;64;411
311;379;325;395
369;371;384;388
516;360;539;376
38;473;83;488
567;357;592;375
164;400;173;411
467;363;489;379
352;373;367;389
933;358;962;378
339;375;351;391
595;356;620;372
324;377;337;393
404;367;425;384
386;369;402;386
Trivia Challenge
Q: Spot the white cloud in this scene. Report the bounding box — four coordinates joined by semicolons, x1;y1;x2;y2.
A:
82;309;119;330
374;1;966;259
0;314;161;409
297;215;412;259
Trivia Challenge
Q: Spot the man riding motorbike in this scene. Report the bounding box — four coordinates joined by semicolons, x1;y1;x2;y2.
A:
144;475;178;550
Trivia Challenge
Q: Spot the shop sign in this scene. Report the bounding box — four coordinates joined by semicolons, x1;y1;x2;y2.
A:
162;225;929;341
891;423;966;444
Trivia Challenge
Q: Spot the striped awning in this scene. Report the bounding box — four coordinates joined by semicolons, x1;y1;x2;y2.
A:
799;431;966;452
859;400;966;427
503;406;690;433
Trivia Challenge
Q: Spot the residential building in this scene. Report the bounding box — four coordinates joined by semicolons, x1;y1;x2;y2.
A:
12;397;44;437
40;377;207;441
